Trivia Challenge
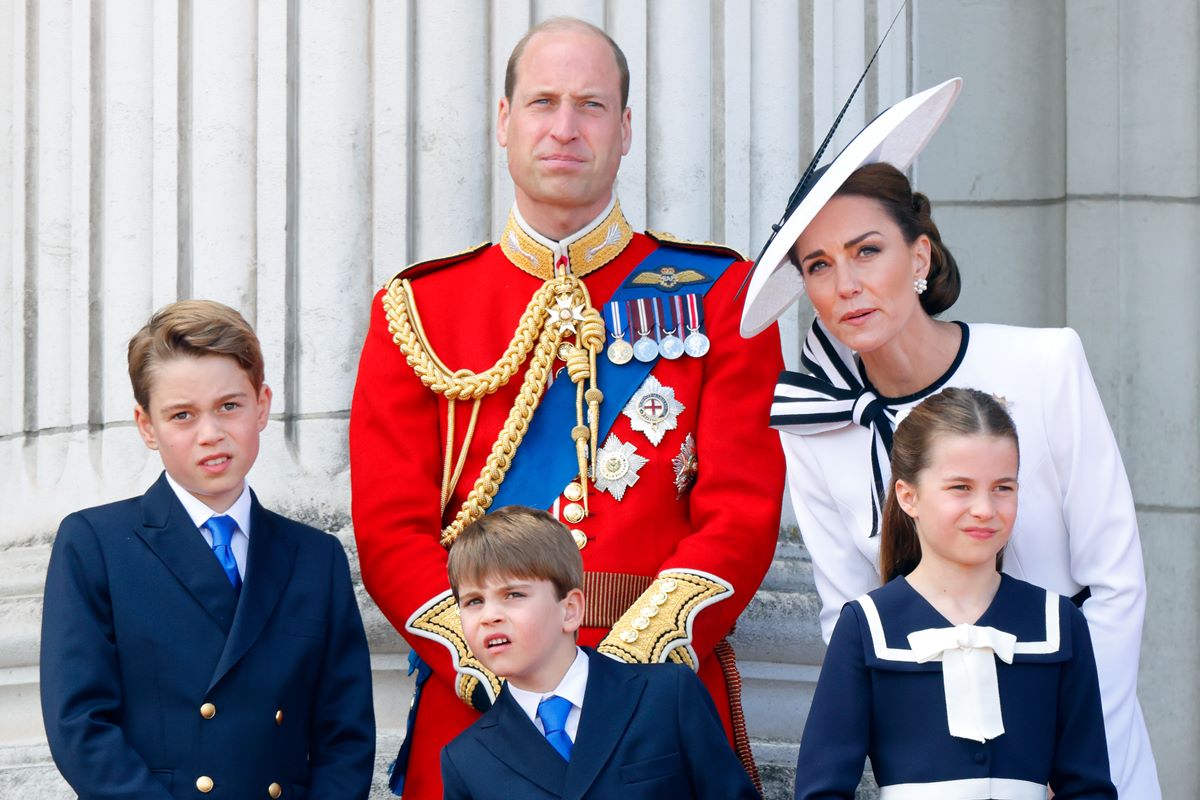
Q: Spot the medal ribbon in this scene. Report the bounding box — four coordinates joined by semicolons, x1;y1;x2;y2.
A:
606;300;627;341
633;299;654;341
685;293;703;333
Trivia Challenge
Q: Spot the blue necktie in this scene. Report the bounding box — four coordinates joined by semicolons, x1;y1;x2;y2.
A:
537;695;573;761
205;515;242;592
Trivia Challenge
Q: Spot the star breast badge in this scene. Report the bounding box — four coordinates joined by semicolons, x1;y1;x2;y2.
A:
593;434;648;502
623;375;685;446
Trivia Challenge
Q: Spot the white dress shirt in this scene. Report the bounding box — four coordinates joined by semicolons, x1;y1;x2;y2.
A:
164;474;252;580
507;647;589;742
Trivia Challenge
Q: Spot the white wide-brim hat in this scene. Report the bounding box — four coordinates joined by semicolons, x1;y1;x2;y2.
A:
739;77;963;338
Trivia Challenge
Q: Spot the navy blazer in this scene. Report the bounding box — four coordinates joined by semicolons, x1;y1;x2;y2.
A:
40;473;375;800
440;648;759;800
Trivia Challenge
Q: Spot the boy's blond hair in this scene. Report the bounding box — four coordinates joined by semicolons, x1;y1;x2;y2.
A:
127;300;265;410
447;506;583;601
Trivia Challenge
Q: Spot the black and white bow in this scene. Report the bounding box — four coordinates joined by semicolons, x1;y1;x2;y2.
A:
770;321;910;538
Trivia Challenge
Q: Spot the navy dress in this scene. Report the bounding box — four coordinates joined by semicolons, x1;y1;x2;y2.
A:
793;574;1116;800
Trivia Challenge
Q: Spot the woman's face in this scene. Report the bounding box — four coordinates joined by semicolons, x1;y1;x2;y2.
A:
793;194;931;355
895;433;1018;575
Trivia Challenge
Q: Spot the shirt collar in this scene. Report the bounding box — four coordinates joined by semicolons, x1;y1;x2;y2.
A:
508;646;589;723
500;196;633;280
164;472;253;537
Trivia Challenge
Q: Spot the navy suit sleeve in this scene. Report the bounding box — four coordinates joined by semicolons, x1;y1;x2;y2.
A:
1050;603;1118;799
675;665;760;799
306;537;377;799
440;744;473;800
793;604;870;800
39;513;174;799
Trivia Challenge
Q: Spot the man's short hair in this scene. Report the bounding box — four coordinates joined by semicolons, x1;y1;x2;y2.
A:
447;506;584;601
127;300;265;410
504;16;630;109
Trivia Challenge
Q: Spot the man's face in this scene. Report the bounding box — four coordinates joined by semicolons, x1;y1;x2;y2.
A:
497;28;631;233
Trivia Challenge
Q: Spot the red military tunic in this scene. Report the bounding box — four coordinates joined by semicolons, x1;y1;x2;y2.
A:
350;200;784;799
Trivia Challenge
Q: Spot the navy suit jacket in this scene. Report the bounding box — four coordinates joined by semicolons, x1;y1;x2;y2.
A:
440;648;759;800
40;473;375;800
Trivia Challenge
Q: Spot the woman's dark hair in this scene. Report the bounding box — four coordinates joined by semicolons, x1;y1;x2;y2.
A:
822;162;961;316
879;388;1018;582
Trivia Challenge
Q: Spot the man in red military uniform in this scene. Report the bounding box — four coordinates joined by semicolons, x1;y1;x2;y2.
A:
350;16;784;799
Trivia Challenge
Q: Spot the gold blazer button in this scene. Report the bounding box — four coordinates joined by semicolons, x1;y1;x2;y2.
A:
196;776;214;793
199;703;216;720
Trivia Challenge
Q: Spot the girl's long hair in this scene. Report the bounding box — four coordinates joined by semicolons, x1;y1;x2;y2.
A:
879;388;1018;583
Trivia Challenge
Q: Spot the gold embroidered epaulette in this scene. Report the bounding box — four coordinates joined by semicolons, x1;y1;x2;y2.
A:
645;229;744;262
385;241;491;286
596;570;734;669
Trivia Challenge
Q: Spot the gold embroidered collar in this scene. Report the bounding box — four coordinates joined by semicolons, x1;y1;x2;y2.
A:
500;199;634;280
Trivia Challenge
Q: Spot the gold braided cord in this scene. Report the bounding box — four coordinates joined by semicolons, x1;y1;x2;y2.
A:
385;277;555;400
385;272;604;547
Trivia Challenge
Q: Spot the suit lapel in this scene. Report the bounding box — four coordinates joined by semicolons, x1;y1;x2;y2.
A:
209;493;296;690
477;687;569;796
133;474;238;635
562;649;645;800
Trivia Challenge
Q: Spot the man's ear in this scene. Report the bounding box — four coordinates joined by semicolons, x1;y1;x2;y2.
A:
496;97;510;148
895;479;919;520
561;587;585;634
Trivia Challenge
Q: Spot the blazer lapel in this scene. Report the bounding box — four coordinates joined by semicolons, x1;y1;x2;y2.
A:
133;474;238;635
209;494;296;690
562;649;645;800
477;687;569;796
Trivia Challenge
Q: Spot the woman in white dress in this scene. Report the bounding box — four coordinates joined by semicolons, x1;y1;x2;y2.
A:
739;79;1160;797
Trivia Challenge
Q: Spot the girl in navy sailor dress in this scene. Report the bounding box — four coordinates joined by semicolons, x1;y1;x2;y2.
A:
793;389;1116;800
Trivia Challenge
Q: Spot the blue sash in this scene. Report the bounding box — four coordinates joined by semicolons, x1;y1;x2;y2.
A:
492;245;736;510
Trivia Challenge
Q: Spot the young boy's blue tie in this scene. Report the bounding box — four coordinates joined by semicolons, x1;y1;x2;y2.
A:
205;515;242;591
537;695;573;761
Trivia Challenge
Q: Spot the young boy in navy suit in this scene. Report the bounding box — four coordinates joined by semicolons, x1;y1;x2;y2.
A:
440;506;759;799
40;300;375;799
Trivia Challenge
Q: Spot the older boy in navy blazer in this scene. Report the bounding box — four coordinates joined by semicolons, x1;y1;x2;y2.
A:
440;506;759;799
40;300;375;799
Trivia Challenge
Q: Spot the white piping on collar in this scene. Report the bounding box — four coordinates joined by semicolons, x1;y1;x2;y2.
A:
857;589;1060;663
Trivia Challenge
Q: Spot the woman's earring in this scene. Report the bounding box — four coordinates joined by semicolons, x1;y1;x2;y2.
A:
913;277;928;295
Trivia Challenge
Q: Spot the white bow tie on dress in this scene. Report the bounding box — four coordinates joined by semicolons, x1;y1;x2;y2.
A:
907;624;1017;743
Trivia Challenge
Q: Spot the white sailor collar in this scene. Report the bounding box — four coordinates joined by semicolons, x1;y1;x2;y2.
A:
500;195;634;280
850;574;1074;671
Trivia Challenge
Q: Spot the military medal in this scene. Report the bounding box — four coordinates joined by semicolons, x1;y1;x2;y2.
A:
623;375;684;446
593;434;648;501
683;293;710;357
656;297;684;360
672;433;699;497
605;300;634;365
631;299;659;363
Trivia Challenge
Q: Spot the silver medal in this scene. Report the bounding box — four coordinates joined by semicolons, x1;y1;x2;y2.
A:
633;337;659;363
658;334;685;360
684;331;710;357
